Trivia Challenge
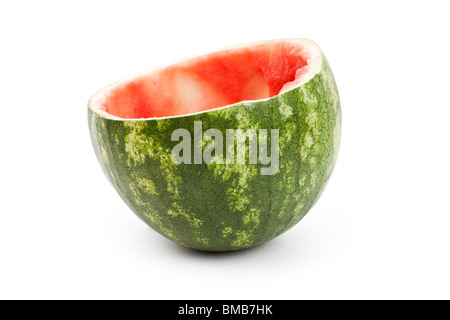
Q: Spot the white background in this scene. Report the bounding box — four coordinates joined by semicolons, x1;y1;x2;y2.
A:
1;0;449;300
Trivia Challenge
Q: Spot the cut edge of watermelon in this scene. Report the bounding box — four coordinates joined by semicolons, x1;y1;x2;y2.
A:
88;39;323;120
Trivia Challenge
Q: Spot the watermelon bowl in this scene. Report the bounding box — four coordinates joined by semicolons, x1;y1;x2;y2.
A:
88;39;341;252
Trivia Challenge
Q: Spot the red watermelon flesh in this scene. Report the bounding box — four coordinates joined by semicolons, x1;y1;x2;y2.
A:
98;42;313;119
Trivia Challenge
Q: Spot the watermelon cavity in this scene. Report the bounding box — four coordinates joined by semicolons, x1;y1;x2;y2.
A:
90;39;322;119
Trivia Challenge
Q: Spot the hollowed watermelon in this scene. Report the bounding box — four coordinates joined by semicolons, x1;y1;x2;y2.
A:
88;39;341;252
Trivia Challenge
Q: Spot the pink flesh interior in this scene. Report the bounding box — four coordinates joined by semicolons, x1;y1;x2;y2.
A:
100;42;310;119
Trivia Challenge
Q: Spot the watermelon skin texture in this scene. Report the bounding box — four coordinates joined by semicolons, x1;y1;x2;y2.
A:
89;56;341;252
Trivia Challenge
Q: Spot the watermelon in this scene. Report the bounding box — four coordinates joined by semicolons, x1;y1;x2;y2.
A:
88;39;341;252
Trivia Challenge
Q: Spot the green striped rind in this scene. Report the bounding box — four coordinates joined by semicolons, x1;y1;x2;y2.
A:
88;55;341;251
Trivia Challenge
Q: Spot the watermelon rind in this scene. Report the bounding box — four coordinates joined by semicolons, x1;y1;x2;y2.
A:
88;39;341;251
